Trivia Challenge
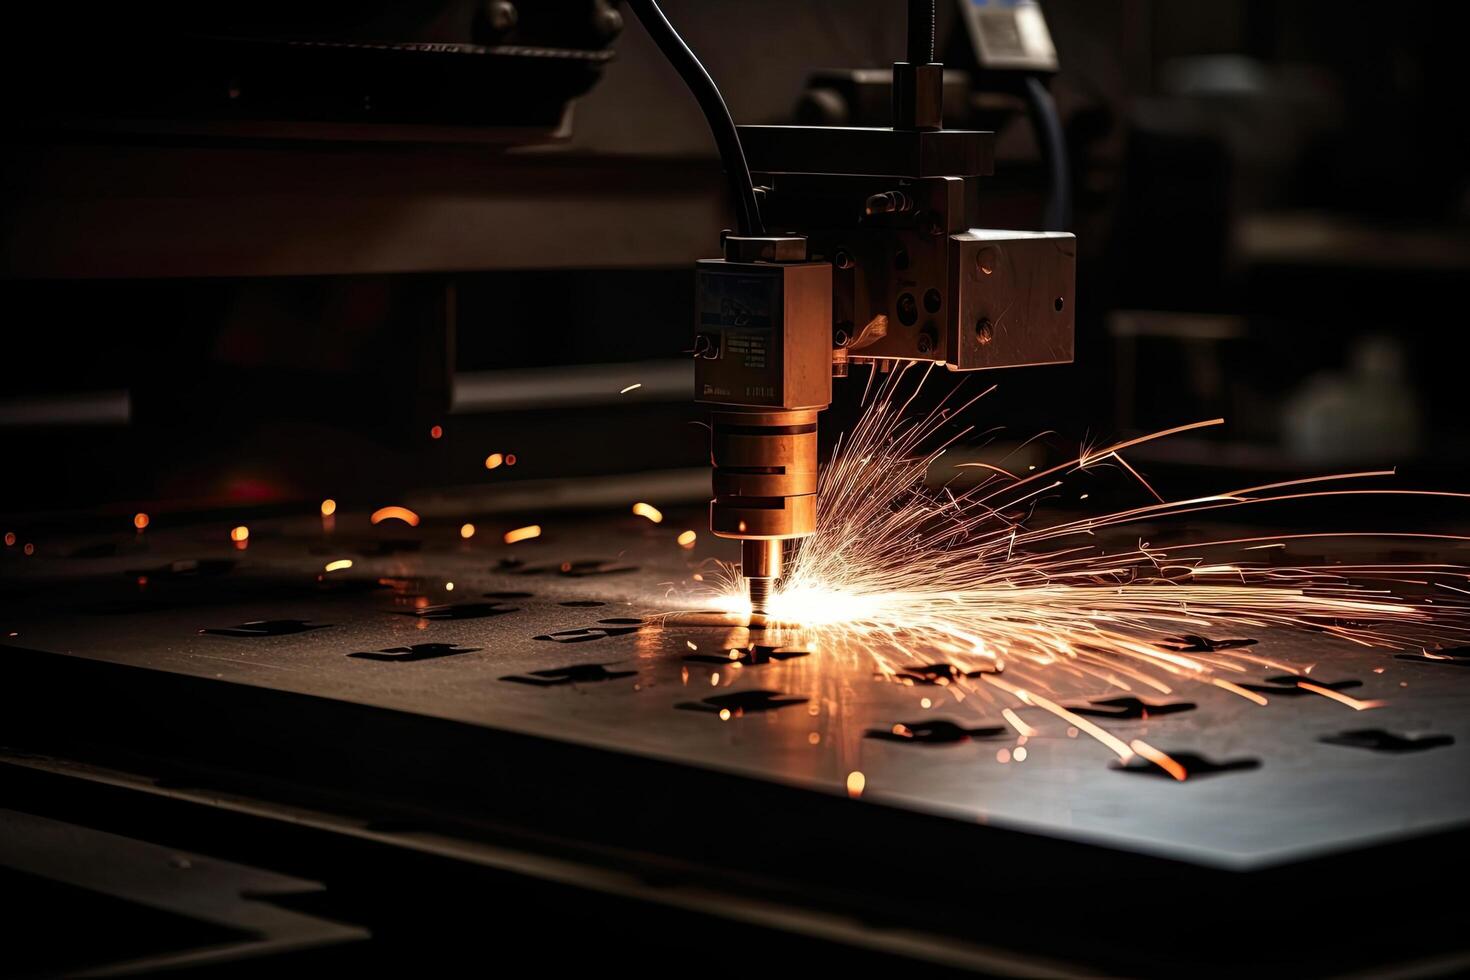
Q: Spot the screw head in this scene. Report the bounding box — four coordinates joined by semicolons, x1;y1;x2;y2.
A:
975;319;994;346
834;249;854;270
976;245;999;276
916;332;935;354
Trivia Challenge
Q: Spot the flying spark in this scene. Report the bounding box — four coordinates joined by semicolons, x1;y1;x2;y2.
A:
698;365;1469;777
370;506;420;527
504;524;541;544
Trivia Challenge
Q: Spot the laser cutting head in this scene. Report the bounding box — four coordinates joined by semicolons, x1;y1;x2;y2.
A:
688;5;1074;623
695;237;833;619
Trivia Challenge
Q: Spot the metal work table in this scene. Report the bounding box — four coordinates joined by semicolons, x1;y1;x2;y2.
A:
3;504;1468;976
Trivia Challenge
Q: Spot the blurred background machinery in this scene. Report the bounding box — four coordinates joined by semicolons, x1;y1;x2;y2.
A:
4;0;1466;523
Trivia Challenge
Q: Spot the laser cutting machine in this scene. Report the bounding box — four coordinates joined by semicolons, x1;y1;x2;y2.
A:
6;3;1468;977
635;0;1076;616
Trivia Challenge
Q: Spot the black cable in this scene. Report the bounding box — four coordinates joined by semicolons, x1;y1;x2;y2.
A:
625;0;764;237
906;0;936;64
1023;75;1072;231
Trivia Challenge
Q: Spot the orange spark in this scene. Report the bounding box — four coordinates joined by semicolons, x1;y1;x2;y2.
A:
320;498;337;516
503;524;541;544
324;559;353;572
133;513;149;530
1130;740;1188;781
620;383;642;394
429;425;443;439
1001;707;1038;737
229;526;249;543
1212;678;1269;705
1297;681;1386;711
3;532;13;547
632;502;664;524
846;771;866;798
677;530;697;548
370;506;420;527
484;453;504;470
460;523;476;539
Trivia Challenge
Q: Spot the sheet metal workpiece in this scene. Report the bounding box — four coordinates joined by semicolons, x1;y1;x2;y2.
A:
2;509;1469;974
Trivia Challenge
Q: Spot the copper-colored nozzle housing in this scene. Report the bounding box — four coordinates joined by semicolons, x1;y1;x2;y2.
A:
709;409;819;540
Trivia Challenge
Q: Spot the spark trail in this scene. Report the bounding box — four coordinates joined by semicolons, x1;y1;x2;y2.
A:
706;365;1470;775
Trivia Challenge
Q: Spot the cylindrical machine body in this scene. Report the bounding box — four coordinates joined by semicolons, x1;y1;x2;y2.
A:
709;409;819;540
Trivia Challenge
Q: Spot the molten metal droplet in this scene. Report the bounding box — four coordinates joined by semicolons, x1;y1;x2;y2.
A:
370;506;420;527
504;525;541;544
320;498;337;516
460;523;475;539
632;502;663;523
846;771;865;798
133;513;149;530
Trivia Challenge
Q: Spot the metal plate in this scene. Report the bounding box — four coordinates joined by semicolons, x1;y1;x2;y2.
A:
3;504;1468;873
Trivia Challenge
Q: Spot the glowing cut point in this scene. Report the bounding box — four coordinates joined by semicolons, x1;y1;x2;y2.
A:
324;559;353;572
632;502;664;524
846;771;866;798
504;525;541;544
370;506;420;527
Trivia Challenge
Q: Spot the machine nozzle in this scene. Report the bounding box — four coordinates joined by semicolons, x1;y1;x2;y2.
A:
741;538;782;626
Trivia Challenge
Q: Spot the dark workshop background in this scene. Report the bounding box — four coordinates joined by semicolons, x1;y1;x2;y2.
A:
2;0;1468;524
